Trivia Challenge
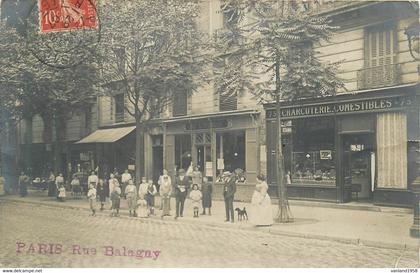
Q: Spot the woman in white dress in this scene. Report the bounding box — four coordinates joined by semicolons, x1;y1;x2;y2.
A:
250;174;273;226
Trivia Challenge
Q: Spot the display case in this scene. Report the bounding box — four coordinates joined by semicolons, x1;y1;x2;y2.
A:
291;151;336;185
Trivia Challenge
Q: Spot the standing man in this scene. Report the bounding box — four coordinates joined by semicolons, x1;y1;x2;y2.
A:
174;169;190;220
121;169;132;199
223;171;236;223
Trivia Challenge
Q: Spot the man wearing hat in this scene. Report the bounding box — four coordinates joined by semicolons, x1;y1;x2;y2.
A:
223;171;236;223
174;168;191;219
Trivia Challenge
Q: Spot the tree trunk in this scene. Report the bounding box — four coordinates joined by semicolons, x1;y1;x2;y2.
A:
40;112;53;172
23;116;33;176
0;111;17;193
274;57;293;223
53;113;63;175
135;117;143;188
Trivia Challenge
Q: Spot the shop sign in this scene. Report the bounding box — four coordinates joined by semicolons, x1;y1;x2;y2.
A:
217;158;225;170
205;161;213;177
266;95;416;119
128;165;135;171
320;150;332;160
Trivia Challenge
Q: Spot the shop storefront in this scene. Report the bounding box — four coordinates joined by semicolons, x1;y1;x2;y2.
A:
74;126;137;178
156;110;260;200
264;85;419;207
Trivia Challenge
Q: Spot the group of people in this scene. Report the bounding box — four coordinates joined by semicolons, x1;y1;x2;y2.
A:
17;164;274;226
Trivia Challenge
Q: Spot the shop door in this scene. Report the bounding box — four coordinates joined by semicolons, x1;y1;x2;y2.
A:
341;134;374;202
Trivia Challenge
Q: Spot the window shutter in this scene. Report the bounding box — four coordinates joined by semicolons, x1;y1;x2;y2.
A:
173;90;188;117
363;23;398;88
219;90;238;111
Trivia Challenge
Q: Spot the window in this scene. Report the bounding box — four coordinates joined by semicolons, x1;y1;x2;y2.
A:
175;134;191;170
216;57;238;112
216;131;246;175
359;22;399;89
284;117;336;185
172;90;188;117
114;93;125;123
219;90;238;112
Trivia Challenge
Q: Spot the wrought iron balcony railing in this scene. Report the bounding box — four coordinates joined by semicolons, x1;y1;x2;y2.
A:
357;64;401;90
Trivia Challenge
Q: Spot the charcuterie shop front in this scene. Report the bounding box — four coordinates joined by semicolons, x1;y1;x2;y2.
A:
264;85;419;207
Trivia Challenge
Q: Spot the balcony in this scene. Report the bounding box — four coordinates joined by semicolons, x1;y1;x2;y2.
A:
115;112;125;123
302;0;367;14
357;64;401;90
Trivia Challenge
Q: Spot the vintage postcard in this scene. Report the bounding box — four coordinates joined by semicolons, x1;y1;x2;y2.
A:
0;0;419;271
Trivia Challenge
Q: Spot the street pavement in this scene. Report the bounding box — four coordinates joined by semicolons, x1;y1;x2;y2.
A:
0;197;419;267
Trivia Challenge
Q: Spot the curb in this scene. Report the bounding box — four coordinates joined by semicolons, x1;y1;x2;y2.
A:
2;197;417;252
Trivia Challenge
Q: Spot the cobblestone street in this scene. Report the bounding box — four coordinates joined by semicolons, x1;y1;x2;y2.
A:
0;201;418;268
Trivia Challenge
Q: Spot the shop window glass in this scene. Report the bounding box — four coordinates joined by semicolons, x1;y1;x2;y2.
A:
175;134;191;171
216;131;246;180
285;117;336;185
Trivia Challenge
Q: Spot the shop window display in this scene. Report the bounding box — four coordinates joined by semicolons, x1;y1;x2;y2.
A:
216;131;246;183
285;117;336;186
175;135;192;171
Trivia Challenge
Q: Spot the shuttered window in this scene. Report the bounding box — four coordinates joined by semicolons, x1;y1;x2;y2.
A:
173;90;188;117
114;93;125;122
219;90;238;112
361;22;399;88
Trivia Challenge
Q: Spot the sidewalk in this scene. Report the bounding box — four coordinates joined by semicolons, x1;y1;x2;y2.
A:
1;190;418;251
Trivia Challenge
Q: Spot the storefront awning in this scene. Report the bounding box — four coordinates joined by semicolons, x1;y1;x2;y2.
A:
75;126;136;144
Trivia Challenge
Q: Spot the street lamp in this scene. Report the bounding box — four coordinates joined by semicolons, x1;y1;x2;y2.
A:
405;20;420;237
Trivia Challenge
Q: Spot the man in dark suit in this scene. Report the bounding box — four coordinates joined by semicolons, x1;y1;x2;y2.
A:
223;171;236;222
174;168;190;219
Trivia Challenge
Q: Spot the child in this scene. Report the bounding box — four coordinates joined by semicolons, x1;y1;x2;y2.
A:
137;195;149;218
97;179;107;211
87;184;97;216
189;184;202;218
57;184;66;202
138;177;148;199
146;179;157;216
70;175;81;198
110;185;121;217
125;179;137;217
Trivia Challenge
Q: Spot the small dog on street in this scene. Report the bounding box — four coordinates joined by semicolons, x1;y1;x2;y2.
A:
235;207;248;221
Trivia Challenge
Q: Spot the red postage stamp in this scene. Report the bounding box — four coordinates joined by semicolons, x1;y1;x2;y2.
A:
39;0;97;33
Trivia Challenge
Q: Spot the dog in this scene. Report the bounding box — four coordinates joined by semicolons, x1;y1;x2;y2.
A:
235;207;248;221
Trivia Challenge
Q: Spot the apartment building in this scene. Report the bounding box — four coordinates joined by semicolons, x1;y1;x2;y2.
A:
264;1;419;206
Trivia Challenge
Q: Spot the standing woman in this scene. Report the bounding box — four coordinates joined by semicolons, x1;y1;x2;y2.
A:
201;177;212;215
55;173;65;199
250;174;273;226
18;171;28;197
47;171;56;197
159;171;172;218
96;178;107;211
191;166;203;190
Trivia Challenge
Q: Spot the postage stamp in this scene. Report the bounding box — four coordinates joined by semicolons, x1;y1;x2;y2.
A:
38;0;97;33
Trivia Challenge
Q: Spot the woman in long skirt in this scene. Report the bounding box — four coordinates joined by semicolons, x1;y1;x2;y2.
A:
159;173;172;218
250;174;273;226
47;171;56;197
201;177;212;215
96;178;107;210
18;172;28;197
